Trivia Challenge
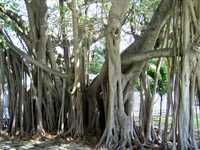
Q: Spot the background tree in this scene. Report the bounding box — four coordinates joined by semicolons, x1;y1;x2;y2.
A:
0;0;200;149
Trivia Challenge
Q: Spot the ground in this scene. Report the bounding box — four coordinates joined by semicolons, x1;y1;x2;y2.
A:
0;135;99;150
0;133;199;149
0;92;199;149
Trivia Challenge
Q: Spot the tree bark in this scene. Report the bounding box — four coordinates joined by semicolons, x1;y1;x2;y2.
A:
97;0;135;149
158;95;163;134
25;0;48;135
144;58;162;143
0;53;3;131
67;0;84;136
178;1;191;149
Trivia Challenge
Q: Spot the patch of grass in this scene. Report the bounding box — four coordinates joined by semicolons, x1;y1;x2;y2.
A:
153;115;172;127
152;114;200;130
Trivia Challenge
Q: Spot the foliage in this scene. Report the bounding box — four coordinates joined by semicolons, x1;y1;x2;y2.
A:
158;64;168;96
134;0;160;24
147;59;168;96
89;44;105;74
0;0;199;149
0;0;20;11
127;0;160;36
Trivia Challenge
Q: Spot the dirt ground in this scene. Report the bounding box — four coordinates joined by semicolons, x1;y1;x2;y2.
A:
0;135;199;150
0;136;99;150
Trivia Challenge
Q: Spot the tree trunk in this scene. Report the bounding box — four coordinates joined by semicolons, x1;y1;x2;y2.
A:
25;0;48;135
0;53;3;131
171;58;179;150
158;95;163;133
97;0;135;149
57;79;66;134
162;89;171;146
67;0;84;136
189;68;197;149
178;1;190;149
145;59;162;143
20;61;24;135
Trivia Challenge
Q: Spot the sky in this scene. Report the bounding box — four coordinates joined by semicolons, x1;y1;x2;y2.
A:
8;0;134;55
45;0;134;51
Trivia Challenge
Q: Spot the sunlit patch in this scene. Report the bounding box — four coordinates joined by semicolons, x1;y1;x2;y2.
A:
2;145;11;149
76;59;80;68
71;57;74;63
47;0;58;8
77;82;80;88
20;144;34;149
66;112;69;119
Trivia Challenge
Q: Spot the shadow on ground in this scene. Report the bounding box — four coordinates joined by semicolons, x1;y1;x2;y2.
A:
0;137;94;150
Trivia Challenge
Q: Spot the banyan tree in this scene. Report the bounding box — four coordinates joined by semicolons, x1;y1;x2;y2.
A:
0;0;200;149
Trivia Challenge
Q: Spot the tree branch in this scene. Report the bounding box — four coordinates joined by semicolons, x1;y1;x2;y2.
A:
121;0;174;69
0;4;31;49
89;0;174;91
0;4;26;31
122;48;173;65
0;29;69;79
